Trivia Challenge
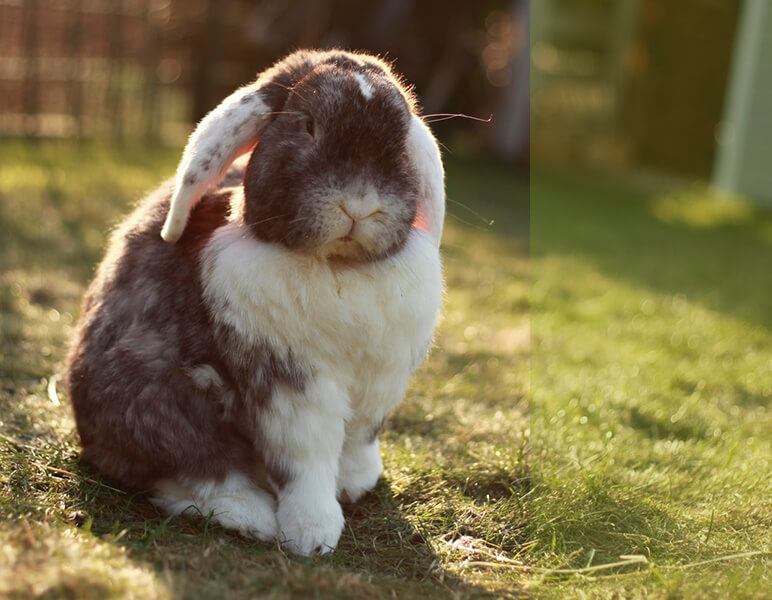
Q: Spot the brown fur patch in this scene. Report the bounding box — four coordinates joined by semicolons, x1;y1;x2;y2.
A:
64;175;296;490
178;192;231;251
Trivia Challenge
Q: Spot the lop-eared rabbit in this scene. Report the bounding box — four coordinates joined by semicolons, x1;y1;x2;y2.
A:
66;49;445;555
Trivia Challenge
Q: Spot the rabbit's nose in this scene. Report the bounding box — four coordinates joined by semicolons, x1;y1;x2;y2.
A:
339;194;381;222
339;204;377;223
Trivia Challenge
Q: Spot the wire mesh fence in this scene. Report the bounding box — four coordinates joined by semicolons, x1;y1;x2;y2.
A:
0;0;208;143
0;0;526;163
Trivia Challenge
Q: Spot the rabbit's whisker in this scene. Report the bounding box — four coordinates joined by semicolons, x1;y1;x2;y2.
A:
422;112;493;124
247;214;290;228
447;197;495;227
289;215;315;226
267;81;310;103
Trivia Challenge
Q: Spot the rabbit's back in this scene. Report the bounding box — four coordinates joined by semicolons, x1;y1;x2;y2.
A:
66;180;257;488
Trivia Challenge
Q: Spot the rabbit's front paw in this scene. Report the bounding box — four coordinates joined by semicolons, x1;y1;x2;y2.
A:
152;476;278;542
278;490;344;555
337;440;383;504
207;487;279;542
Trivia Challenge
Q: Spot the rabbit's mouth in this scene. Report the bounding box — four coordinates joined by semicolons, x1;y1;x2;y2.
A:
324;236;368;261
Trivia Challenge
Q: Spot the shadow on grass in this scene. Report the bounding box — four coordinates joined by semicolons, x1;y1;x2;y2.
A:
0;411;515;599
57;464;517;599
531;173;772;331
625;405;711;441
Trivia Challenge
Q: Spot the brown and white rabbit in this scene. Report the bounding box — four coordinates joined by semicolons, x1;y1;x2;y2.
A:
65;49;445;555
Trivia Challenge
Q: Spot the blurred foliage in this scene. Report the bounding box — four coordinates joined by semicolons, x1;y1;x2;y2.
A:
626;0;739;177
532;0;741;178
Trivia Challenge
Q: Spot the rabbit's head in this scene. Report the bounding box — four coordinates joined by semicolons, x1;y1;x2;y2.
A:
160;50;445;260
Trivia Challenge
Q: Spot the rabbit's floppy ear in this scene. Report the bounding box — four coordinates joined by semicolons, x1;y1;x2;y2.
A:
160;85;273;242
407;114;445;248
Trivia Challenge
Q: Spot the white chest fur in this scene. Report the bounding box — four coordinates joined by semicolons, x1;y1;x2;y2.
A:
200;223;443;417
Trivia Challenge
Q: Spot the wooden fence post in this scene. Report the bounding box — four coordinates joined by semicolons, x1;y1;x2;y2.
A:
68;0;85;140
107;1;125;140
22;0;39;138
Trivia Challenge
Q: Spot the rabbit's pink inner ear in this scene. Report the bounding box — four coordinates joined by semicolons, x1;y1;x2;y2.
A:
412;207;431;234
161;85;271;243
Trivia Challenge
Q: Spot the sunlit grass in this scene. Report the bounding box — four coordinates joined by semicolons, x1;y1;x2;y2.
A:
3;139;770;598
0;141;527;599
529;172;772;598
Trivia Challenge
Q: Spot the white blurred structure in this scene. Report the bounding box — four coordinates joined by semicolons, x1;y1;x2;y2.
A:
713;0;772;207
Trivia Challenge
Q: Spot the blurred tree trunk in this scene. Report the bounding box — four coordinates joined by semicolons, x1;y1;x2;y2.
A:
627;0;738;177
491;0;529;164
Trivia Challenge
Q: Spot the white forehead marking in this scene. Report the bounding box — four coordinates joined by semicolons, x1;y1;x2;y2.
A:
353;72;375;101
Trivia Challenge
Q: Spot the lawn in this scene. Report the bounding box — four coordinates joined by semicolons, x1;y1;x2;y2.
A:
2;140;770;599
529;172;772;598
0;141;528;599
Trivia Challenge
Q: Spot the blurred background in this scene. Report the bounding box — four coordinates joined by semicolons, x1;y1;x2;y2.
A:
1;3;771;595
532;0;772;207
0;0;528;165
533;0;735;177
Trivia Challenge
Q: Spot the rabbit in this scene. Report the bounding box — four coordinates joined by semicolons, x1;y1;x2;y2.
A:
65;49;445;556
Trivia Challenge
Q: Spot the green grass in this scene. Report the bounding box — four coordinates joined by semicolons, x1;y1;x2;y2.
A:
3;140;770;599
0;141;528;599
529;172;772;598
